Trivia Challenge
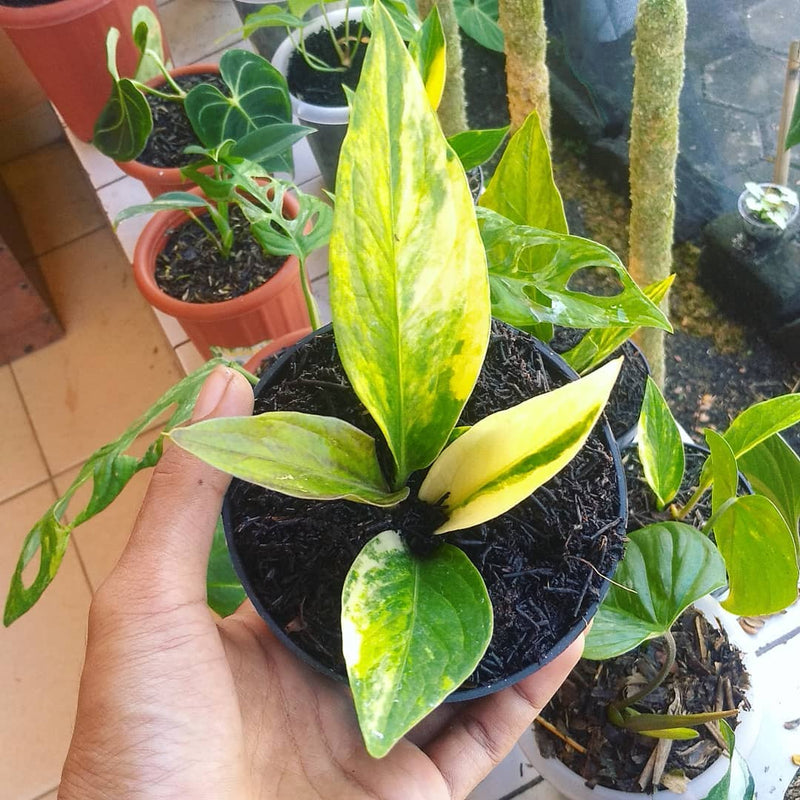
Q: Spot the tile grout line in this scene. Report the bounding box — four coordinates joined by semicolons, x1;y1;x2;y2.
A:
30;785;60;800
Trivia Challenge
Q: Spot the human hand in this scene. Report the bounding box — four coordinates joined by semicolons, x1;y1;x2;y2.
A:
59;366;585;800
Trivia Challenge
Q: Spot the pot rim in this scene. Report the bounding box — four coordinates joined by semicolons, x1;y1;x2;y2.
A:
519;595;762;800
131;183;302;321
222;322;628;702
0;0;117;28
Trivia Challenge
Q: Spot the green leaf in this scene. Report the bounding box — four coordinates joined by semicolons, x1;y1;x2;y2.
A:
637;377;685;509
480;111;567;232
419;358;622;534
185;50;291;148
375;0;420;42
706;429;738;519
712;494;798;616
479;208;672;332
113;192;212;226
242;4;306;34
447;126;509;172
131;5;167;83
737;434;800;539
453;0;504;52
207;517;245;618
4;359;232;626
786;84;800;150
341;530;493;758
232;123;312;172
562;275;675;375
723;394;800;460
408;6;446;110
169;412;409;506
329;6;490;486
92;77;153;162
703;721;756;800
619;709;738;733
583;523;727;660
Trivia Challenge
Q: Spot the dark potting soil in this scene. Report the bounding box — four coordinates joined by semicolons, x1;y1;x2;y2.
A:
287;20;368;107
550;328;649;443
155;207;286;303
137;73;226;169
227;321;626;689
536;607;750;793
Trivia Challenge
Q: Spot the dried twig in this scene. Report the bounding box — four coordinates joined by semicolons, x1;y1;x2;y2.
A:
535;717;587;754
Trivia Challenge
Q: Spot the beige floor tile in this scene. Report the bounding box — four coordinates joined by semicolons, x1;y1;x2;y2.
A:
0;365;48;503
37;789;59;800
97;176;154;260
55;433;158;592
152;307;190;348
11;228;183;476
0;142;106;257
64;127;126;190
0;482;91;799
160;0;243;66
311;273;331;326
175;340;208;374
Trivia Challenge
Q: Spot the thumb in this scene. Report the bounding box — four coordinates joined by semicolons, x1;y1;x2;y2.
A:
112;366;254;607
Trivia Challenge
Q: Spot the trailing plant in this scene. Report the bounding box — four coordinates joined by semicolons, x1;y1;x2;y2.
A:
740;182;799;230
93;5;308;168
164;7;626;758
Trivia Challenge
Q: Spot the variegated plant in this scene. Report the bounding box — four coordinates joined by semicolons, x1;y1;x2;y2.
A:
167;7;623;757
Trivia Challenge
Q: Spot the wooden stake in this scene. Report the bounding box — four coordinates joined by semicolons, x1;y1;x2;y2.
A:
773;41;800;186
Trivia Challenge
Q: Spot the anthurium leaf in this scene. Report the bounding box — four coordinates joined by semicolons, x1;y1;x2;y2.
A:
479;207;672;332
185;50;291;148
480;111;567;232
638;728;699;740
737;434;800;539
712;494;798;616
375;0;419;42
706;429;738;519
329;6;490;486
113;192;212;226
207;517;245;618
131;5;166;83
620;709;738;733
562;275;675;375
242;4;306;34
703;721;756;800
342;530;493;758
170;412;408;506
419;358;621;534
93;77;153;161
408;6;446;110
231;123;312;172
4;359;232;626
637;377;685;509
583;523;727;660
453;0;504;52
447;126;509;172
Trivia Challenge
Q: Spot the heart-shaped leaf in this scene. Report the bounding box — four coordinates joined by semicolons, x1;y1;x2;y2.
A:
637;376;685;509
93;77;153;162
207;517;245;618
419;358;621;534
583;522;727;660
329;5;490;486
447;126;509;172
170;412;408;506
712;494;798;616
453;0;504;52
342;530;492;757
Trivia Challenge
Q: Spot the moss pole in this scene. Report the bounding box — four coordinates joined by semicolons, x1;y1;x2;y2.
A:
628;0;687;388
416;0;468;136
498;0;550;138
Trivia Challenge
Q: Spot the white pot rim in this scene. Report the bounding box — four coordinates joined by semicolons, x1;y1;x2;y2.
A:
519;596;762;800
272;6;365;125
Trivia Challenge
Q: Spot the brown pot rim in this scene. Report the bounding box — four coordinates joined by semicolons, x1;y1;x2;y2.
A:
132;184;304;322
0;0;117;28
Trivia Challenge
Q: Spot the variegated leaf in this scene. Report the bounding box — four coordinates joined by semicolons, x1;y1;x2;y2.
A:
169;412;408;506
419;358;621;534
342;530;492;757
329;6;490;486
408;6;446;110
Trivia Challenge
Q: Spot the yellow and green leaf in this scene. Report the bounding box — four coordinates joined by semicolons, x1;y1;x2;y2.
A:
341;530;492;757
329;6;490;486
408;6;446;110
419;358;621;534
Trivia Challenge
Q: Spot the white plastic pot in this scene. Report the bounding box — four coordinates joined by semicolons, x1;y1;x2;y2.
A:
519;595;762;800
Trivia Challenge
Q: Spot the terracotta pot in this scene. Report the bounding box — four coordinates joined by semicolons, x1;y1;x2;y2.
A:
116;62;220;197
0;0;164;142
132;186;311;359
243;327;312;374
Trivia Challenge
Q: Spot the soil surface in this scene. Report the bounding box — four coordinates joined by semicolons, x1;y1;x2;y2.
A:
138;72;225;169
536;607;750;793
287;20;368;107
226;322;626;691
155;207;285;303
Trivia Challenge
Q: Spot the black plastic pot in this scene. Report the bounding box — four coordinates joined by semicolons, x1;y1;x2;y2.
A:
222;322;628;701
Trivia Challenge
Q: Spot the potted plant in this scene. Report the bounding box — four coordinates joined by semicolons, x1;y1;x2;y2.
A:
163;7;630;757
117;147;333;358
737;182;800;241
525;374;800;796
92;5;309;196
0;0;164;142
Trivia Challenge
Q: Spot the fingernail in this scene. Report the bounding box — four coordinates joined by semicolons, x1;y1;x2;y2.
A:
192;367;234;421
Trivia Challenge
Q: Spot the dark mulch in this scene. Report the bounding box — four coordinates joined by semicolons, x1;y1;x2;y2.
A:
287;20;369;107
155;207;285;303
226;321;626;691
137;72;226;169
536;607;750;793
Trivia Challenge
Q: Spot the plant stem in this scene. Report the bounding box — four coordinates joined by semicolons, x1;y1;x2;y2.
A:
611;630;677;714
298;257;321;330
672;478;710;521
